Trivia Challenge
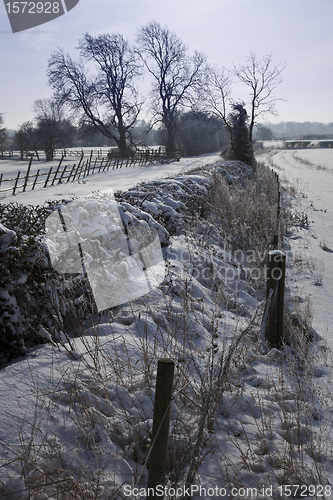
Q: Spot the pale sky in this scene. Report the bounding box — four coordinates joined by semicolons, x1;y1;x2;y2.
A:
1;0;332;130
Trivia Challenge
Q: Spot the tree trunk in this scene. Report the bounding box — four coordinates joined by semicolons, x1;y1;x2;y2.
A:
117;127;130;158
165;129;176;155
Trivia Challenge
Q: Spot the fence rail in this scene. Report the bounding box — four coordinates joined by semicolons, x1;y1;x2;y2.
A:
0;148;179;197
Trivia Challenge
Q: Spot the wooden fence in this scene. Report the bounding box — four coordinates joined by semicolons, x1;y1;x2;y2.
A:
0;148;178;197
284;140;333;149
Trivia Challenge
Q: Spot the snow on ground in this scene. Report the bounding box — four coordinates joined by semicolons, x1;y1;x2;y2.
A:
0;152;221;206
261;140;284;149
1;150;333;498
258;149;333;348
293;149;333;172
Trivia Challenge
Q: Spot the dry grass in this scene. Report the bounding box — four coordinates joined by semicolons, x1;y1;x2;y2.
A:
195;291;333;497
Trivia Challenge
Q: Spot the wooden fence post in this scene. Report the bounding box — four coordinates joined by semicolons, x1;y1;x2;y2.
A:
67;164;76;182
272;234;279;249
32;169;40;190
58;165;67;184
44;166;53;188
12;171;21;195
72;155;84;182
265;250;286;348
77;160;86;180
23;157;33;192
78;160;84;180
83;159;89;177
92;157;98;174
51;156;64;186
147;359;174;499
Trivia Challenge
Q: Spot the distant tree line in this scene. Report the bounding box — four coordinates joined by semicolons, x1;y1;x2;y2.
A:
264;121;333;140
1;22;287;165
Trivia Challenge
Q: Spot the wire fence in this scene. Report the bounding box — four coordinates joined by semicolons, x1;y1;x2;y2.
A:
144;169;285;491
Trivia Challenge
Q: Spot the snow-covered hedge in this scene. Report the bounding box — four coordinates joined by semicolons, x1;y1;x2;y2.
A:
0;198;171;366
0;203;62;364
1;160;262;366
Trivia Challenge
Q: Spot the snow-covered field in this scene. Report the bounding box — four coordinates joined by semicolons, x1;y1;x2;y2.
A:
258;149;333;347
0;152;221;205
293;149;333;171
1;149;333;498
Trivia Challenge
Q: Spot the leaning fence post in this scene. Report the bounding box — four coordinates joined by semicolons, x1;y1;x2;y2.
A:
44;166;53;188
265;250;286;348
51;156;64;186
67;163;76;182
58;165;67;184
72;155;84;182
147;359;174;499
92;156;98;174
98;158;104;172
12;171;21;195
23;157;33;192
32;169;40;190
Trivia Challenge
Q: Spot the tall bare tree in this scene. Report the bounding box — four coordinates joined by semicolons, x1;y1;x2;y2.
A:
201;66;233;129
137;21;206;154
233;52;286;143
48;33;142;157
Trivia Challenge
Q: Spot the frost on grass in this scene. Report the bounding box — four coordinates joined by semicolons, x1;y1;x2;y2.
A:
0;159;332;498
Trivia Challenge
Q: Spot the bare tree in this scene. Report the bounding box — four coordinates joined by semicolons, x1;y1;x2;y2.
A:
201;66;233;129
15;121;40;160
233;52;286;142
48;33;142;157
34;98;76;161
137;21;206;154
